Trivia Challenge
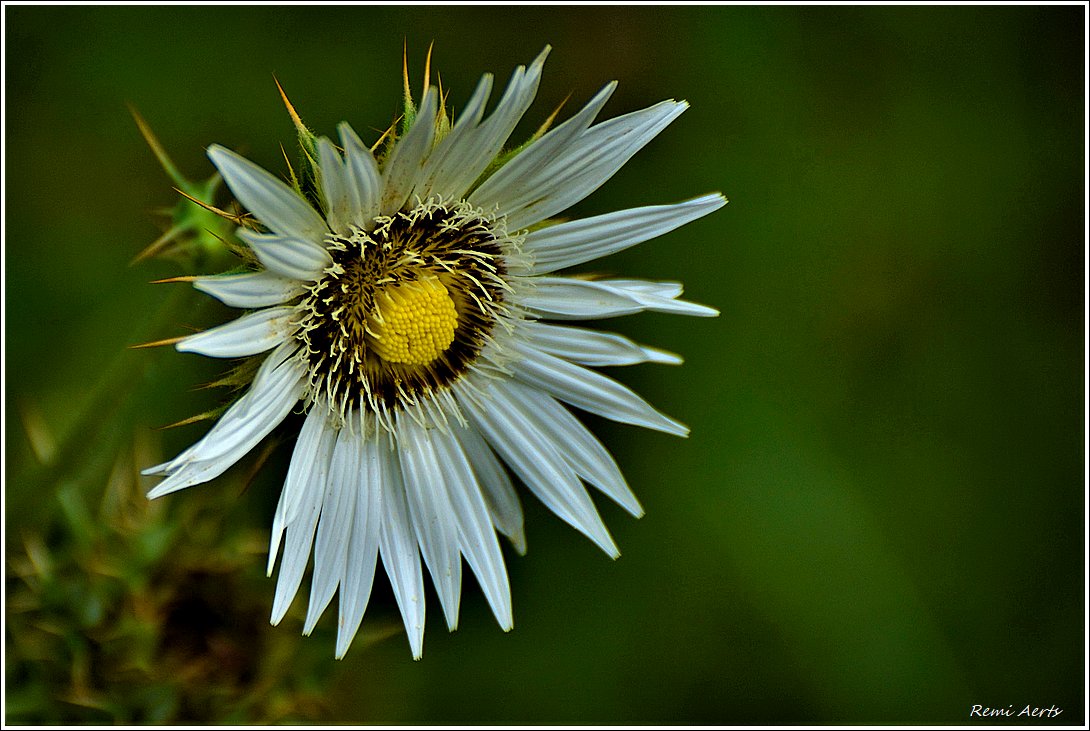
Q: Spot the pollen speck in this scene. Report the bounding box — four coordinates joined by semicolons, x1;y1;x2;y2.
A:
367;276;458;365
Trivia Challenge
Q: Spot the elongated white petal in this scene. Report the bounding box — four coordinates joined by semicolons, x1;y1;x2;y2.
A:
606;279;683;299
268;406;338;574
521;321;682;367
145;348;306;498
381;87;439;215
511;342;689;437
192;270;301;308
377;443;426;659
518;277;645;319
520;277;718;319
304;417;361;634
237;229;332;282
143;343;298;476
317;137;357;236
470;81;617;211
208;145;328;242
520;194;726;274
271;421;336;625
430;427;512;630
397;415;463;631
425;47;549;202
505;101;689;231
176;306;294;358
453;421;526;554
337;123;382;228
604;279;720;317
506;381;642;516
481;99;688;231
336;437;382;658
459;380;619;558
416;72;494;200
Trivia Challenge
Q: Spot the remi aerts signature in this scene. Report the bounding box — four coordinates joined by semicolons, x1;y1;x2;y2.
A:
970;705;1063;719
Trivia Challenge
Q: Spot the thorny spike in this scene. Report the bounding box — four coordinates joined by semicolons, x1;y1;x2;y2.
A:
281;143;301;192
435;72;451;134
238;440;281;496
372;120;398;154
534;92;572;141
173;187;257;228
156;411;219;431
423;41;434;96
402;39;412;109
149;275;198;284
128;104;188;192
274;75;310;141
130;223;188;266
129;335;188;350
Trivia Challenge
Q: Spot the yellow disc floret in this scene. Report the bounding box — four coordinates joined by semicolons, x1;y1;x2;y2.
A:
367;276;458;365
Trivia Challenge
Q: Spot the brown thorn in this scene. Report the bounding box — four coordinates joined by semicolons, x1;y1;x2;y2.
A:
129;335;187;350
371;119;399;153
274;75;307;135
423;41;434;95
128;103;186;188
238;439;280;496
534;92;572;140
130;223;186;265
154;412;216;431
280;142;300;191
149;275;198;284
173;186;253;227
402;39;412;106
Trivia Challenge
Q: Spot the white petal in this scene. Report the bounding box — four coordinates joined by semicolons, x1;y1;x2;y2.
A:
453;420;526;554
416;72;495;200
380;87;439;215
506;101;688;230
336;437;382;658
510;342;689;437
237;228;332;282
145;345;306;498
192;271;303;309
521;321;682;367
304;417;361;635
603;279;719;317
505;381;642;516
424;47;549;202
317;137;357;236
397;415;463;631
470;81;617;212
519;194;726;274
518;277;645;320
459;379;619;558
144;342;298;477
176;306;295;358
476;98;688;231
520;277;718;320
268;406;338;575
207;145;328;242
377;442;427;659
339;123;382;227
606;279;683;299
430;427;512;630
271;424;335;625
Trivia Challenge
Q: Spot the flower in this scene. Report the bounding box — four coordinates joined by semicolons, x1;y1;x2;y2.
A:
144;47;726;659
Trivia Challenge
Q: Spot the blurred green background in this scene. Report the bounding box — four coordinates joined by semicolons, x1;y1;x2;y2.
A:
4;4;1084;725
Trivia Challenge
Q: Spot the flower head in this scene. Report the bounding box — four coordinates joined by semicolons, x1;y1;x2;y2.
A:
144;47;726;659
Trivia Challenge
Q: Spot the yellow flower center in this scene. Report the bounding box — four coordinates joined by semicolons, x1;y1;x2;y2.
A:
366;276;458;365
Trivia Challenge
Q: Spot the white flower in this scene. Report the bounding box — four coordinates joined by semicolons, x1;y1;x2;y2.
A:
144;47;725;659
